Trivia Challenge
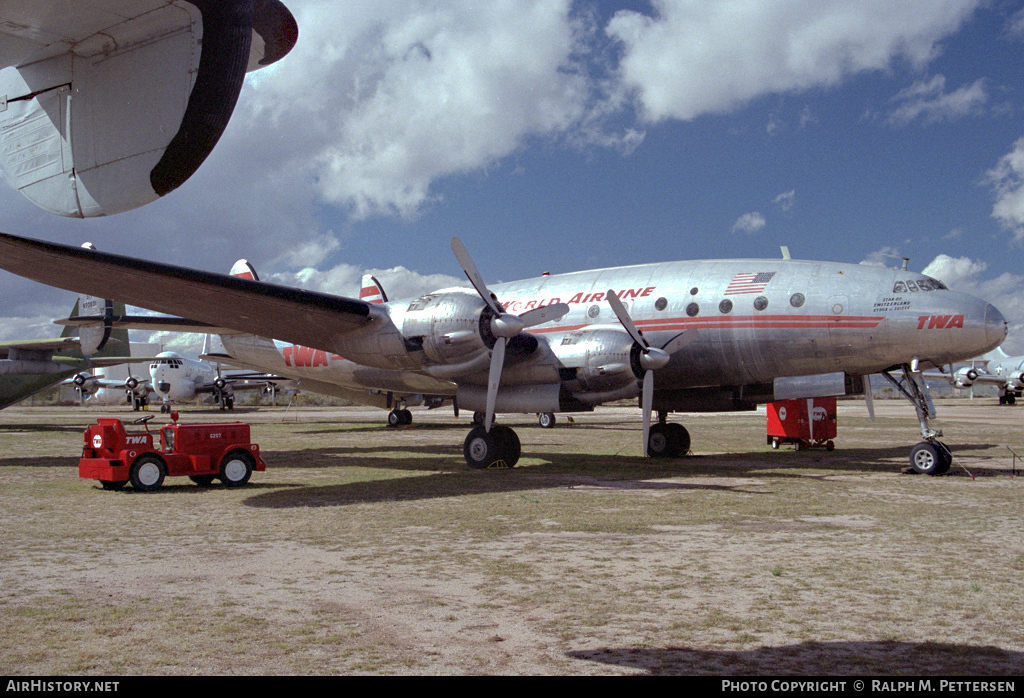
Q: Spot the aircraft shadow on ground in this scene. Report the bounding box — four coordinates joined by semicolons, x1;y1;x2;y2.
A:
240;438;1007;509
566;640;1023;675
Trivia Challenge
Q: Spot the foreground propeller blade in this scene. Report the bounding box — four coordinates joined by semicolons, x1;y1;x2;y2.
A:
642;370;654;456
607;289;648;348
485;337;507;432
451;237;502;315
660;329;698;355
519;302;570;328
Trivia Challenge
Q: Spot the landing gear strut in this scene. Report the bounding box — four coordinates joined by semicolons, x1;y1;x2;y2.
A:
879;360;952;475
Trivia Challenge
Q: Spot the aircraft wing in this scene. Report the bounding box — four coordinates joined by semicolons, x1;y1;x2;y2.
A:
0;337;86;355
0;1;297;218
0;233;381;355
55;315;246;336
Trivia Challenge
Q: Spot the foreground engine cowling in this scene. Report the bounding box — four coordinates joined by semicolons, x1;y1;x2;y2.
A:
401;291;494;370
0;0;298;218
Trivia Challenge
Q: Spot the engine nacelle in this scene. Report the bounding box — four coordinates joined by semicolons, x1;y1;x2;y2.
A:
554;328;639;397
72;372;102;397
400;291;492;368
954;367;979;388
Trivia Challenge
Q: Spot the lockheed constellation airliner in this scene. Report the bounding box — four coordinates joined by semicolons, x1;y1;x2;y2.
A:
0;232;1007;474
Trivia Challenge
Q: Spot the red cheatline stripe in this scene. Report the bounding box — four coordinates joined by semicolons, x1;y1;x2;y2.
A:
529;315;882;334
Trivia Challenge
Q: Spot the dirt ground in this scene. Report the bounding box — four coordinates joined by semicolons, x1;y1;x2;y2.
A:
0;399;1022;675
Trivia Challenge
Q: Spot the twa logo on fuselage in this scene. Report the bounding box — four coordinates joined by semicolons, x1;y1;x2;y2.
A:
281;345;343;368
917;314;965;330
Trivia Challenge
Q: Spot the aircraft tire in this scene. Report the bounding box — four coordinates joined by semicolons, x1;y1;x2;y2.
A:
934;441;952;475
538;412;556;428
400;409;413;425
647;424;682;458
665;423;690;455
387;410;402;427
910;442;946;476
129;455;166;492
219;450;255;487
490;425;521;467
463;426;517;469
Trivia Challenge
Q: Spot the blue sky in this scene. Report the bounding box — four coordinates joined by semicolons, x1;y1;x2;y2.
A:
2;0;1024;352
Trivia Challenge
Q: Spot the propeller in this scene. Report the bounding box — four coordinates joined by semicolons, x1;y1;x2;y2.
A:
606;289;697;456
451;238;569;432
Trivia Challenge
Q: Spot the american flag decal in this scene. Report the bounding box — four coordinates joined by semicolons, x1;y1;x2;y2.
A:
725;271;776;295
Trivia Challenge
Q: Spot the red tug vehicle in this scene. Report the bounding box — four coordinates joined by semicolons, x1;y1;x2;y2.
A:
79;413;266;492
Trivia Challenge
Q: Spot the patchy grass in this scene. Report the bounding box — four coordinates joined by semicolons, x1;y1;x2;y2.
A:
0;401;1022;675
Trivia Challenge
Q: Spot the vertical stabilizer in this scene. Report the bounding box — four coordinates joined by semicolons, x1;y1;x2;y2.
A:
360;274;388;304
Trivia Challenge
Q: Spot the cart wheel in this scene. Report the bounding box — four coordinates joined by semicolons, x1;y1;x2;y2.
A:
219;450;255;487
771;437;780;450
129;455;165;492
826;440;835;451
793;441;802;451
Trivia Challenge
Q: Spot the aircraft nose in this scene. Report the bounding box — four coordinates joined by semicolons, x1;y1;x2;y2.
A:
985;303;1008;349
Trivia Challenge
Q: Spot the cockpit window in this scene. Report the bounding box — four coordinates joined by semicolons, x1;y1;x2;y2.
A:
893;281;907;293
906;280;918;292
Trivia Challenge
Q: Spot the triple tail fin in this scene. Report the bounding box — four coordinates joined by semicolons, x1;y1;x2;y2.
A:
360;274;388;304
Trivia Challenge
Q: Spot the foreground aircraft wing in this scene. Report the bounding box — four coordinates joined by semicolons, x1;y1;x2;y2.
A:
0;233;381;354
56;315;245;336
0;1;297;218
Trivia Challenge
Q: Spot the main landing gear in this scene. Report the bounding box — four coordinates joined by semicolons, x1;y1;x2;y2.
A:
387;408;413;426
646;412;690;458
879;361;953;475
463;425;521;468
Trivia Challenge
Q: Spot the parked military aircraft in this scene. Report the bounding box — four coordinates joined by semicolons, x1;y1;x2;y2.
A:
146;350;291;412
0;0;297;218
0;293;133;409
945;347;1024;404
0;232;1007;474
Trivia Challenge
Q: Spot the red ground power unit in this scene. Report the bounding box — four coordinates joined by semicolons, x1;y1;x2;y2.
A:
80;415;266;492
766;397;837;451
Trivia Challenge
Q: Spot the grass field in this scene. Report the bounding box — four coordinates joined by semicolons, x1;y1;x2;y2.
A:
0;400;1022;675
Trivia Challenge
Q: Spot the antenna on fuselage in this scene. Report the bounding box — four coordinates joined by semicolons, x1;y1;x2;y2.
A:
901;258;909;271
780;246;791;260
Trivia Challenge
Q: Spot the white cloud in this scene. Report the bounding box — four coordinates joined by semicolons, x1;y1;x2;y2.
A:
860;246;904;267
773;190;796;211
886;74;988;125
985;136;1024;243
606;0;981;123
731;212;766;234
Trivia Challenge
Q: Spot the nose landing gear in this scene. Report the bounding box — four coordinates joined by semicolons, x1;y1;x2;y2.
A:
879;361;953;475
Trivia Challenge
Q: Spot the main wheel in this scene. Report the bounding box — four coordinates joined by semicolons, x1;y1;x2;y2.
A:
129;454;165;492
665;423;690;455
490;425;521;467
463;426;518;469
647;423;682;458
538;412;556;429
219;450;255;487
400;409;413;425
910;442;946;475
387;410;402;427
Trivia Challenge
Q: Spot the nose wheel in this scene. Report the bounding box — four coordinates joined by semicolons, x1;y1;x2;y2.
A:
910;441;952;475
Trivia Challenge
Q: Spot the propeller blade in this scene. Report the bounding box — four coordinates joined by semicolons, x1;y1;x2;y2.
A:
660;329;698;355
485;337;507;432
864;375;875;420
641;370;654;456
518;302;570;328
451;237;502;315
607;289;648;349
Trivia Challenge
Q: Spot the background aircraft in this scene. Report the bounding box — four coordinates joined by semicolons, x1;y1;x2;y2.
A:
146;350;291;412
0;0;297;218
0;232;1007;475
0;294;134;409
945;347;1024;405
